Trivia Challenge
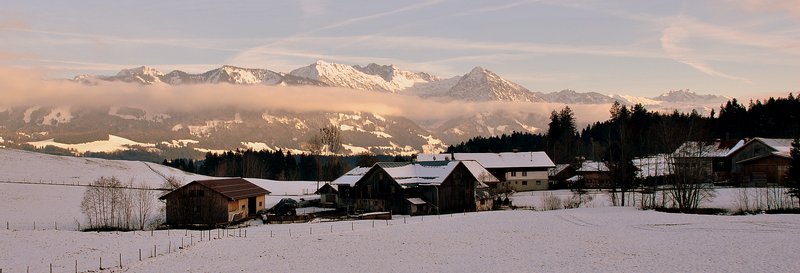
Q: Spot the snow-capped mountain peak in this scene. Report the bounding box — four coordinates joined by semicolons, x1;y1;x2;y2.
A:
289;60;430;93
113;66;165;84
653;89;729;103
442;66;542;102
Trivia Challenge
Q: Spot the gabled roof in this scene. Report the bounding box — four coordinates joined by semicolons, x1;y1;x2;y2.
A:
752;138;793;156
377;161;461;186
417;152;555;169
673;140;744;158
160;178;270;201
333;161;478;187
332;166;372;186
314;183;338;194
460;160;499;184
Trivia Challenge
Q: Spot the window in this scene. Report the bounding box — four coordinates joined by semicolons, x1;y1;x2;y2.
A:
241;205;246;210
259;201;263;207
522;181;528;186
522;171;528;177
536;180;541;185
511;171;517;177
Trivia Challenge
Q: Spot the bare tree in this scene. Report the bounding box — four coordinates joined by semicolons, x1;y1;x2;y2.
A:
308;125;344;156
135;181;155;229
80;176;124;230
661;118;716;211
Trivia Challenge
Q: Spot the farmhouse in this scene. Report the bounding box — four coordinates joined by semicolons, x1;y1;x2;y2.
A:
672;140;744;183
333;161;489;215
417;152;555;191
159;178;270;227
728;138;794;186
573;161;611;188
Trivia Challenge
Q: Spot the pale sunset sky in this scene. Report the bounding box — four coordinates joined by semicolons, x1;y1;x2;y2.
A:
1;0;798;98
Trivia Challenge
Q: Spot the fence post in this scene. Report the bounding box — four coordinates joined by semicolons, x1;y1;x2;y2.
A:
75;260;78;273
50;263;52;273
139;249;142;261
289;228;292;237
270;230;273;238
100;256;102;270
352;222;354;231
310;226;312;235
331;225;333;233
119;253;122;268
154;245;157;257
55;221;58;230
33;221;36;230
372;221;375;228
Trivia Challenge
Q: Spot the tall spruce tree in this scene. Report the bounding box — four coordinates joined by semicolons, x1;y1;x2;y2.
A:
788;138;800;207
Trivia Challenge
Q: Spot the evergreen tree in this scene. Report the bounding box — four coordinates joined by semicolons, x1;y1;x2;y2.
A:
788;138;800;207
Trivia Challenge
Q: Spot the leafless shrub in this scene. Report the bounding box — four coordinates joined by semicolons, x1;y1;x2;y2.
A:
541;193;563;211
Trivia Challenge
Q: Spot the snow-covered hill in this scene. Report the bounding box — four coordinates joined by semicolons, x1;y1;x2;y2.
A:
0;148;205;187
0;107;449;157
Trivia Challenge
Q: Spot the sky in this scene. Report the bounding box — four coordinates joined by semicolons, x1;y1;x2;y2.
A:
0;0;798;98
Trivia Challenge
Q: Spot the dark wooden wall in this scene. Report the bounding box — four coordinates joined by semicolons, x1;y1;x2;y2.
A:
164;183;229;226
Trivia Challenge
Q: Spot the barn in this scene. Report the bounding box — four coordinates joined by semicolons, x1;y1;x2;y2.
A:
160;178;270;227
334;161;483;215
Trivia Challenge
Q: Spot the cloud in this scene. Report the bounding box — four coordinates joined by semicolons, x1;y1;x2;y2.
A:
450;0;540;17
660;25;752;83
736;0;800;20
299;0;327;16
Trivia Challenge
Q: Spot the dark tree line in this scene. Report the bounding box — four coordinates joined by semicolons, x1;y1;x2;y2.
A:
164;150;411;181
447;132;547;153
166;150;349;182
450;93;800;164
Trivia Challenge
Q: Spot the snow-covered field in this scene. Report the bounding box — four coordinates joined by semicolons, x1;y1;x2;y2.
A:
2;208;799;272
2;148;800;272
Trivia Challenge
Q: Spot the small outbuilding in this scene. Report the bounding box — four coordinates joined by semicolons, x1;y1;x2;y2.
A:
160;178;270;227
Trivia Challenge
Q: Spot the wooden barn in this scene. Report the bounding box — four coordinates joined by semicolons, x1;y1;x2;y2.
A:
729;138;794;186
333;161;485;215
159;178;270;227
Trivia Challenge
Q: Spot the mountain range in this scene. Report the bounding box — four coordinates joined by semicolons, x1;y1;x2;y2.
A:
0;61;732;159
73;60;729;106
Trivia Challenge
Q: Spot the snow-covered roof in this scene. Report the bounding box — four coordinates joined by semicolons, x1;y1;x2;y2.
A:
406;198;427;205
633;155;671;179
417;152;555;169
577;161;609;172
673;140;744;158
566;175;584;182
333;161;480;187
378;161;460;186
332;166;372;186
753;138;793;156
460;160;499;184
549;164;572;176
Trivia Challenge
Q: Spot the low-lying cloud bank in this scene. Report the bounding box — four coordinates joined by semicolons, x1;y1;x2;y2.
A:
0;66;614;127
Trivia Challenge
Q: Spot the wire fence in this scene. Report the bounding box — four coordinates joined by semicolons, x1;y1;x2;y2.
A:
1;211;479;273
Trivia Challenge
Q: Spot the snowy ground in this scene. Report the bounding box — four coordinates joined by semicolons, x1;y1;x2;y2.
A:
3;148;800;272
2;208;799;272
